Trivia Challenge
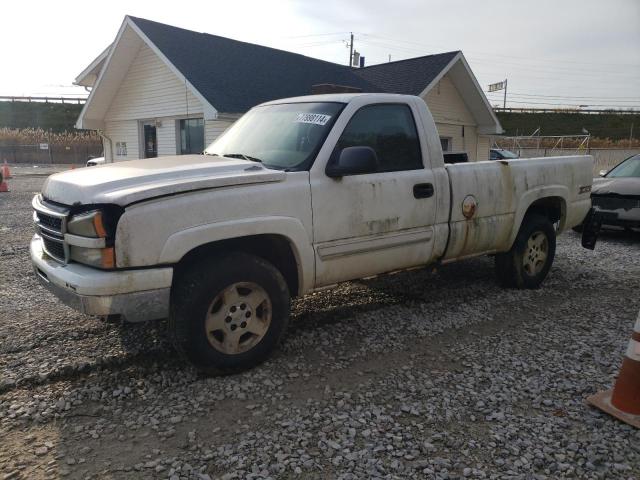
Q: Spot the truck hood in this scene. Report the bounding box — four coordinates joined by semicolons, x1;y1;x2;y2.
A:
41;155;286;206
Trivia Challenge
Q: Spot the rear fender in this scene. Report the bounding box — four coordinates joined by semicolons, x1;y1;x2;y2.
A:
507;186;569;248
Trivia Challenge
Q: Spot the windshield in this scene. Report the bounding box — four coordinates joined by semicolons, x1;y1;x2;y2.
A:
607;155;640;178
205;102;345;170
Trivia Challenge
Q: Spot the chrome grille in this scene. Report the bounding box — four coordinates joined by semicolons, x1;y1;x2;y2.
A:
42;236;65;260
37;212;62;231
592;195;640;211
32;195;69;263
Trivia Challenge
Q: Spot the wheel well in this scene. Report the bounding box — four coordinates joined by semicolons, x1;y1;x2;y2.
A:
525;196;565;225
174;235;300;297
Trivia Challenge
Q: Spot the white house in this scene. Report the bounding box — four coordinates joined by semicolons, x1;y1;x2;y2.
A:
75;16;502;162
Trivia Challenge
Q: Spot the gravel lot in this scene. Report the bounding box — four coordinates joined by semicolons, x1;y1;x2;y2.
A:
1;166;639;480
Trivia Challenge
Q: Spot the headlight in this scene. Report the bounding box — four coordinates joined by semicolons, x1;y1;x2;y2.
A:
67;210;108;238
69;245;115;269
65;207;122;269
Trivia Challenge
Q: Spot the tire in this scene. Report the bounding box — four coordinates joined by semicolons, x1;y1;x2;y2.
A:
169;252;290;374
495;214;556;289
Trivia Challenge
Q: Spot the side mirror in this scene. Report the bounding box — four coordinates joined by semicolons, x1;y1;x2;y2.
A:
326;146;379;178
598;169;608;177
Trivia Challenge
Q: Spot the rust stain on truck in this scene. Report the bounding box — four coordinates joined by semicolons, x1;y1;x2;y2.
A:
366;217;400;234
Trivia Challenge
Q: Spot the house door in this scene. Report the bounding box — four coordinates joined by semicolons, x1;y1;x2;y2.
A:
143;123;157;158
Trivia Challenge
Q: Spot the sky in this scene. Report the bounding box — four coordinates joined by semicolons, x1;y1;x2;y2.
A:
1;0;639;109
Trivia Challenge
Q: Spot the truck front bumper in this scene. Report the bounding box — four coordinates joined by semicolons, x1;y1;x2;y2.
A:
30;235;173;322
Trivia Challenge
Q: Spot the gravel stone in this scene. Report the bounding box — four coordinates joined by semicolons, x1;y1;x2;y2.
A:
0;166;638;479
34;446;48;456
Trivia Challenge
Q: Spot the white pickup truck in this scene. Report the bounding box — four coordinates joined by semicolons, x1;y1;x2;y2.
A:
31;93;593;372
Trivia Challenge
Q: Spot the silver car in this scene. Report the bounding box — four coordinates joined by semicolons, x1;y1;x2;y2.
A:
592;154;640;231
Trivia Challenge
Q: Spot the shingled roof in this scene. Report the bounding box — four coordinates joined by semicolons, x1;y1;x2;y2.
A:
129;16;457;112
354;52;459;95
129;17;380;112
78;16;501;134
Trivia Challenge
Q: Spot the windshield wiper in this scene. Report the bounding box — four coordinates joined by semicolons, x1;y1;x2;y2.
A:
203;151;219;156
223;153;263;163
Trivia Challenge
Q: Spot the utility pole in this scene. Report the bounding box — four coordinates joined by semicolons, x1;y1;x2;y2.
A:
503;78;508;109
349;32;354;67
630;123;634;147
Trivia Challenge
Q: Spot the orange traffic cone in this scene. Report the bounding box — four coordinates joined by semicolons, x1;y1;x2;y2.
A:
0;173;8;193
587;311;640;428
1;161;10;179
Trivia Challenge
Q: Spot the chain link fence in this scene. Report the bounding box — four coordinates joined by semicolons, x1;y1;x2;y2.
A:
0;143;103;164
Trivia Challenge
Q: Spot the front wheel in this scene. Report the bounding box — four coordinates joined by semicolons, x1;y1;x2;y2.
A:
495;214;556;289
169;252;290;374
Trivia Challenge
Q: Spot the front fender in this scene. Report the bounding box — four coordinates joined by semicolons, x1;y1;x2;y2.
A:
159;216;315;295
507;186;569;247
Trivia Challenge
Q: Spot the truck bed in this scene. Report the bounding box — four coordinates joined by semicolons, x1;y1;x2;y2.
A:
442;155;593;261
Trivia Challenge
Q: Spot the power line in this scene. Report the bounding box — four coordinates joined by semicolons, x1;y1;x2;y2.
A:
471;67;635;84
485;92;640;100
291;39;345;48
488;98;640;108
485;94;640;105
466;56;639;79
356;37;640;82
280;32;640;84
489;101;640;108
357;39;639;80
277;30;639;108
358;33;640;69
281;32;348;39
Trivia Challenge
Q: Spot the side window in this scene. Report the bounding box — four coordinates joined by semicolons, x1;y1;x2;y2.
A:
179;118;204;154
335;104;422;172
489;150;500;160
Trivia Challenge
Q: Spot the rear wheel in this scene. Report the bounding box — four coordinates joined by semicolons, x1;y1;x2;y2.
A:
495;214;556;289
169;252;290;374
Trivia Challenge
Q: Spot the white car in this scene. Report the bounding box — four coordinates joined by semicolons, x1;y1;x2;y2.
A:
31;93;593;372
86;157;106;167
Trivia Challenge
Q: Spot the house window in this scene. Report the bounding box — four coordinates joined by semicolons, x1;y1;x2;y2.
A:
440;137;452;152
115;142;127;156
179;118;204;154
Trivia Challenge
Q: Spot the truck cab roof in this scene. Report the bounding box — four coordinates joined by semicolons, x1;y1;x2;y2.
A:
259;93;418;106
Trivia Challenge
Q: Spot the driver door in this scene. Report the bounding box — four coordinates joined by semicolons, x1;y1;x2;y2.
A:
310;102;438;286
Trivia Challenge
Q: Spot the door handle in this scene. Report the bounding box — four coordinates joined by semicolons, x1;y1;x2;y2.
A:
413;183;434;199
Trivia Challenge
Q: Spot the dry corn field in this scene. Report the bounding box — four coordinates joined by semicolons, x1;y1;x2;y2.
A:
0;128;101;147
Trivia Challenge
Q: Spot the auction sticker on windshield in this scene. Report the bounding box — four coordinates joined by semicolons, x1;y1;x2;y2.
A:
294;113;331;126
